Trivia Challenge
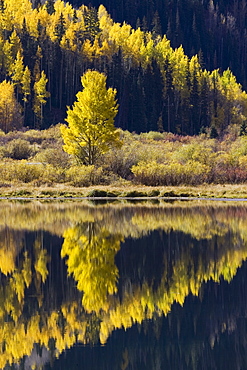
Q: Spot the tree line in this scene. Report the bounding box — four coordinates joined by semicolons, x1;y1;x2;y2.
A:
75;0;247;91
0;0;247;136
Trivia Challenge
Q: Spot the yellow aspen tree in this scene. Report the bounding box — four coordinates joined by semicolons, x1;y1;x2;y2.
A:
0;80;23;132
33;45;42;82
21;66;31;103
155;35;172;65
0;36;5;72
82;39;94;61
171;46;189;94
21;66;31;121
11;50;25;99
61;70;121;165
98;4;114;40
126;28;144;65
4;0;33;30
140;36;154;68
3;40;14;75
33;70;50;127
9;30;22;60
209;69;225;131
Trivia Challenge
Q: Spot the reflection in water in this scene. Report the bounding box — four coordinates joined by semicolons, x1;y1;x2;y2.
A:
0;201;247;368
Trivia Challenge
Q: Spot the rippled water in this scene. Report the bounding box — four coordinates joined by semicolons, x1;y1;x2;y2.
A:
0;199;247;369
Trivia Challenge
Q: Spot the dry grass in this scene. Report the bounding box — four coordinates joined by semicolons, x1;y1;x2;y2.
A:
1;183;247;199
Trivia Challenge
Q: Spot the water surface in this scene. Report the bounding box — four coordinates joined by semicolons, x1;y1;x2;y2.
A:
0;200;247;369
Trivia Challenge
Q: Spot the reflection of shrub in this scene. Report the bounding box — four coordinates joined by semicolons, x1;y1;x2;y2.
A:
66;165;103;187
6;139;33;160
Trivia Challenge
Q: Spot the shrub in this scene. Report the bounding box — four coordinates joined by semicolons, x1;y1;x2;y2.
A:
33;147;71;168
140;131;165;141
87;189;108;197
41;164;67;184
123;190;147;197
66;165;103;187
102;142;142;179
0;145;6;158
173;141;216;166
6;139;33;160
0;160;44;183
131;160;210;186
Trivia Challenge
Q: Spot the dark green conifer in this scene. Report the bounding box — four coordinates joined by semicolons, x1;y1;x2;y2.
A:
45;0;55;15
54;13;66;42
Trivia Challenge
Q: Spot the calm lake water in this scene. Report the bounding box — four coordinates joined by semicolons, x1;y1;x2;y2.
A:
1;199;247;369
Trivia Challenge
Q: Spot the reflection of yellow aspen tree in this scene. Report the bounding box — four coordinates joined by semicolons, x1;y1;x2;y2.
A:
61;223;123;313
34;235;49;284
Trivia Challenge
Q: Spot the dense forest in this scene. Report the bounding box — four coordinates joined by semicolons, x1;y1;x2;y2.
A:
0;0;247;136
76;0;247;89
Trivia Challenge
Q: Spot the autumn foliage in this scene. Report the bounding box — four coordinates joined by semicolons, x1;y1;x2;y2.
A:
0;0;245;135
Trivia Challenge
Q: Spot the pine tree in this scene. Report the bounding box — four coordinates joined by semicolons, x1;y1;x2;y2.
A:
83;7;100;42
151;11;162;41
45;0;55;15
54;13;66;43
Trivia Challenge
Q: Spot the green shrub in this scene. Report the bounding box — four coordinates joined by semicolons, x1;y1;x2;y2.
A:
87;189;108;197
123;190;147;197
148;189;160;197
140;131;165;141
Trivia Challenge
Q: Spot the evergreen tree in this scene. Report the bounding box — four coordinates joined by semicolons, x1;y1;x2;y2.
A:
151;11;162;40
45;0;55;15
83;7;100;42
54;13;66;43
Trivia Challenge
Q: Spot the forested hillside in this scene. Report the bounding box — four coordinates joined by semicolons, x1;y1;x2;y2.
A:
0;0;247;135
75;0;247;90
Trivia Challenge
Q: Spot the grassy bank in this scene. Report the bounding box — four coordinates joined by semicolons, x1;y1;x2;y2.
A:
1;184;247;199
2;126;247;197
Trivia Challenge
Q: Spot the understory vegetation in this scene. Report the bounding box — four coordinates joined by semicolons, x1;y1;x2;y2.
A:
1;124;247;188
0;0;246;136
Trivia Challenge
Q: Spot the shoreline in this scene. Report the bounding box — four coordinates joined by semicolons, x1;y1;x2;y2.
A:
1;184;247;200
